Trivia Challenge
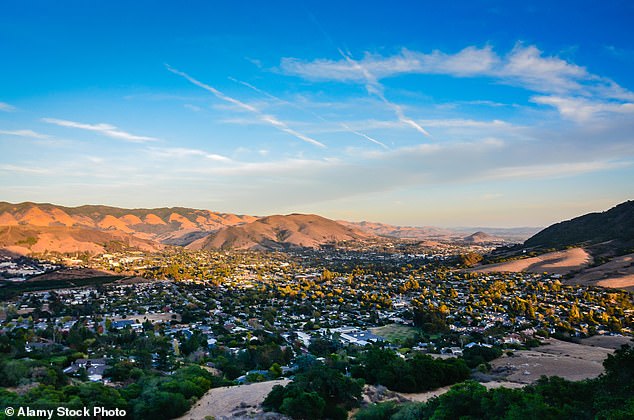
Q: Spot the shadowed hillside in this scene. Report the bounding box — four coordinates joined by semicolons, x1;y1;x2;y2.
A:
524;200;634;253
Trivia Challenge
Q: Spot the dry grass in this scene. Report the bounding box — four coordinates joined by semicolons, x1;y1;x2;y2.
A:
489;337;616;384
178;379;290;420
473;248;592;275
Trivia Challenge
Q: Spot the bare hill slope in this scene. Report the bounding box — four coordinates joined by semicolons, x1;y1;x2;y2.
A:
189;214;371;251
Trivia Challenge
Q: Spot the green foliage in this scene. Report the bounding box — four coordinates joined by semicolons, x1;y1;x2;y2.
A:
264;364;363;419
462;345;503;369
459;251;483;267
354;401;399;420
365;344;634;419
355;348;470;393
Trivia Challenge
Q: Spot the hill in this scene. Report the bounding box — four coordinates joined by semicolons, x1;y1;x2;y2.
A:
524;200;634;252
0;225;161;255
188;214;370;251
338;220;459;240
472;248;593;275
0;201;258;251
463;231;505;244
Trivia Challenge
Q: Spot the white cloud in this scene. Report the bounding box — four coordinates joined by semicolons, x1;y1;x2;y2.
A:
486;161;630;180
148;147;232;162
532;95;634;122
0;102;15;112
0;129;50;139
150;147;231;162
166;65;326;148
42;118;158;143
0;164;49;174
281;43;633;101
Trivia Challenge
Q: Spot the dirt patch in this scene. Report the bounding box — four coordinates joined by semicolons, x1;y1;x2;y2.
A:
489;338;615;384
178;379;290;420
579;335;632;349
473;248;592;275
563;253;634;291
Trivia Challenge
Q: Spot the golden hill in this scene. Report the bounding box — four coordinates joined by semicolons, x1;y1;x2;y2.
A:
188;213;370;251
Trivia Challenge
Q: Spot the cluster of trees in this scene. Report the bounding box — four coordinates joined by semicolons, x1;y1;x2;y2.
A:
0;365;231;420
461;345;503;369
263;364;363;420
356;344;634;419
351;348;470;393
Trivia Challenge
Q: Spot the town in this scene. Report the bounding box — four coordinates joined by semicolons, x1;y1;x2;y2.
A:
1;246;632;418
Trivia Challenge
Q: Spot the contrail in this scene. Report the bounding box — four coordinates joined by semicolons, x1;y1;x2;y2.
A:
338;49;431;137
229;76;389;149
166;65;326;148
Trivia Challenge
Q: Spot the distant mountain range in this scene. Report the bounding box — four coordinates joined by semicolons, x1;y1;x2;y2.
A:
0;202;256;254
0;201;542;254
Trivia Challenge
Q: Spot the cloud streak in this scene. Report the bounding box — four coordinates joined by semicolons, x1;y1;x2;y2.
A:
42;118;157;142
148;147;232;162
0;102;15;112
229;76;389;149
337;49;431;137
166;65;326;148
0;129;50;139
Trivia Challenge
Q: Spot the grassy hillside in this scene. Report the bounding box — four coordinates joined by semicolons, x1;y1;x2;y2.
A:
524;200;634;253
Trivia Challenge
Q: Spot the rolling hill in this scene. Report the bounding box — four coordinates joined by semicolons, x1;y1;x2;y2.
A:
0;201;258;251
188;214;370;251
524;200;634;252
0;225;161;255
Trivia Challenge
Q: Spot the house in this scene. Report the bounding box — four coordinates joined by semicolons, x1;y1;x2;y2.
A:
63;358;107;382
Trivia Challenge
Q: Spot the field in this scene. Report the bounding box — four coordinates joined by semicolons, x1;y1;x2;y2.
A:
488;337;626;384
370;324;422;343
178;379;290;420
473;247;592;275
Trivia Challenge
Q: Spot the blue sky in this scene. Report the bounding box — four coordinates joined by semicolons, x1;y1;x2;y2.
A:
1;1;633;227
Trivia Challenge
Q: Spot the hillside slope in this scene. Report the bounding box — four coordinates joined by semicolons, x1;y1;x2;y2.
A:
0;201;258;248
189;214;370;251
0;225;161;255
524;200;634;252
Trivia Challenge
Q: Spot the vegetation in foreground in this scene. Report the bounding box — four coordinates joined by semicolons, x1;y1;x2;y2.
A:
354;344;634;420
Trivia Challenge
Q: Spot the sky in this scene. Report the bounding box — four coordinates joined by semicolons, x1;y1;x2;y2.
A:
1;1;633;227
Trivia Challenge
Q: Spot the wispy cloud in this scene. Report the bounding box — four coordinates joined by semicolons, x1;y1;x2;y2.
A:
338;49;431;138
0;129;50;139
148;147;232;162
0;164;50;174
42;118;158;143
531;95;634;122
281;43;634;101
229;76;389;149
0;102;15;112
166;65;326;148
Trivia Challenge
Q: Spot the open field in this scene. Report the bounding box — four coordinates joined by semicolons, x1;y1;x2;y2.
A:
571;252;634;292
178;379;290;420
473;248;592;275
489;337;617;384
370;324;421;343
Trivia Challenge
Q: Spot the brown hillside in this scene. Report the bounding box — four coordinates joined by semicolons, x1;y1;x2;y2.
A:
189;214;370;251
0;225;162;255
